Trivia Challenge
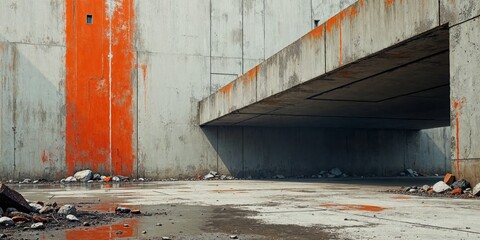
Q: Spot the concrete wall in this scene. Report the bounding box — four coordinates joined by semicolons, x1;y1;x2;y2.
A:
0;0;459;180
0;0;66;180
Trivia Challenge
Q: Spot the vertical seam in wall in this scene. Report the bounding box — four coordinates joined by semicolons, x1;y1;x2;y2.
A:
209;0;212;94
263;0;266;60
241;0;244;74
136;51;140;178
438;0;441;27
216;127;219;172
324;23;326;73
310;0;314;29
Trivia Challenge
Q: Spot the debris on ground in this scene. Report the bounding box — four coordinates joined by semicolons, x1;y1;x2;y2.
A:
0;184;32;213
313;168;349;178
388;173;480;199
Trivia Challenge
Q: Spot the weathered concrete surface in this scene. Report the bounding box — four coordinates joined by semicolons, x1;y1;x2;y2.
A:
14;179;480;239
450;16;480;185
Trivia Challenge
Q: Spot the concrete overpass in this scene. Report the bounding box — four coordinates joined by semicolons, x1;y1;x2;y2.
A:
200;0;480;184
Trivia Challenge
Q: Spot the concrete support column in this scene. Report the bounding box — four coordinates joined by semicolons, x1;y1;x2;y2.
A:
450;17;480;185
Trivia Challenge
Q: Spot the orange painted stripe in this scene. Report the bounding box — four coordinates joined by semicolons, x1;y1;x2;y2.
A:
66;0;135;176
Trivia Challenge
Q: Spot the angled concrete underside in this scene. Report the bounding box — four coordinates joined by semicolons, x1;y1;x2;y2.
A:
200;0;449;129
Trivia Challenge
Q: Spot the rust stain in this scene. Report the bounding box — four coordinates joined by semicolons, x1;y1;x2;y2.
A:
66;0;136;176
140;63;147;111
41;150;49;164
385;0;396;7
320;204;386;212
307;24;324;41
453;99;465;179
219;82;233;95
66;219;138;239
242;65;261;86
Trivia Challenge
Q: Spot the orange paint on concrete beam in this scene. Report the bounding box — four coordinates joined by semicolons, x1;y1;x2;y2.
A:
242;65;261;85
219;82;233;95
307;24;324;41
320;204;386;212
66;0;135;176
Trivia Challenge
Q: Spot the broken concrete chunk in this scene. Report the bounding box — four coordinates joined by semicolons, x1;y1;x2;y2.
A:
421;185;430;192
9;211;32;220
405;169;418;177
74;169;93;182
66;214;79;222
432;181;452;193
204;173;215;180
473;183;480;197
115;207;131;213
30;222;45;230
58;205;77;215
451;179;471;190
65;176;77;183
29;203;43;213
230;235;239;239
443;173;455;185
329;168;343;177
112;176;121;182
93;173;102;180
0;184;33;213
0;217;15;226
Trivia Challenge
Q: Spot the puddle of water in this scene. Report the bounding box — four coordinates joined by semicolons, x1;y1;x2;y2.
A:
320;204;386;212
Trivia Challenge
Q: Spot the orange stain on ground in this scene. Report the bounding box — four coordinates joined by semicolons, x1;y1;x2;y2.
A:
66;0;135;176
65;219;138;240
321;204;387;212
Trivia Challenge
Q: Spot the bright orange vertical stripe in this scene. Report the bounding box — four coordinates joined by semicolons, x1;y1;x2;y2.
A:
66;0;135;176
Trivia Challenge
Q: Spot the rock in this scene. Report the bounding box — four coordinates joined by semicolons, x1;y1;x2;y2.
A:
432;181;452;193
142;231;147;234
115;207;131;213
421;185;430;192
451;188;462;195
162;237;172;240
74;169;93;182
408;188;418;193
6;208;17;215
330;168;343;177
30;222;45;230
230;235;239;239
66;214;79;222
83;222;91;226
9;211;32;219
275;175;285;179
33;180;39;184
103;176;112;182
112;176;121;182
29;203;43;213
93;173;101;180
32;215;49;223
0;234;6;238
226;176;234;180
87;180;94;183
117;176;129;181
0;217;15;226
405;169;418;177
138;178;145;182
12;216;30;223
65;176;77;183
473;183;480;196
327;174;336;178
124;223;129;227
156;223;162;226
443;173;456;185
131;209;141;214
0;184;33;213
22;179;32;184
451;179;471;190
58;205;77;215
220;175;227;180
204;173;215;180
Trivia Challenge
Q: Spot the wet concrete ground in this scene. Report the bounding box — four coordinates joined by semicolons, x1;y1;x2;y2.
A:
3;177;480;239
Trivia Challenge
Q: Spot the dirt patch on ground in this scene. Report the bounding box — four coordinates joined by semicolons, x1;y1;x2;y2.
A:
205;206;337;240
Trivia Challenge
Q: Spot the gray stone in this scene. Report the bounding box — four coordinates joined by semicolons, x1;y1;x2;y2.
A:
93;174;101;180
230;235;239;239
451;179;471;190
74;170;93;182
432;181;452;193
29;203;43;213
138;178;145;182
87;180;94;183
58;205;77;215
66;214;79;222
65;176;77;183
275;175;285;179
204;173;215;180
473;183;480;196
330;168;342;177
409;188;418;193
115;207;131;213
0;217;14;226
162;237;172;240
22;179;32;184
30;222;45;229
421;185;430;192
112;176;121;182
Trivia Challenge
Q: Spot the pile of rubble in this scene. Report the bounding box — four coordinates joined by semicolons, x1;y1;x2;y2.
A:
201;171;235;181
390;173;480;198
312;168;349;178
60;169;141;183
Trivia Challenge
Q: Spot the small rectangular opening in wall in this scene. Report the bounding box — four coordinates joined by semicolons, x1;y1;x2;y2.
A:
86;14;93;24
314;20;320;27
